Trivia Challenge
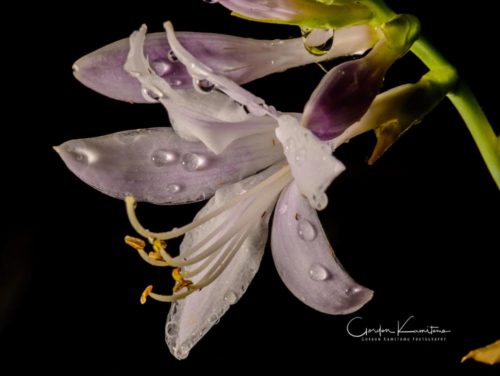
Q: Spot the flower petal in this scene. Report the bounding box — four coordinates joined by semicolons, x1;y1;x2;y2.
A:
303;15;420;141
166;164;292;359
73;26;376;103
56;128;284;204
271;181;373;314
275;115;345;210
217;0;374;29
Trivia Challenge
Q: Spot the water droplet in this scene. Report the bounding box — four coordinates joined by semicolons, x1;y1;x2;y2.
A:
309;264;329;281
166;323;177;336
301;28;334;56
295;147;306;164
285;138;296;153
152;61;171;76
166;184;182;195
208;314;219;324
169;78;183;87
151;149;178;166
203;0;218;3
224;290;238;305
181;153;208;172
278;204;288;214
168;50;178;62
177;344;189;360
297;218;317;241
194;78;215;94
141;88;161;102
345;286;362;296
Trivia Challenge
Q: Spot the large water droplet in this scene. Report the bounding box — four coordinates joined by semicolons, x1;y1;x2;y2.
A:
181;153;208;172
166;323;177;336
194;78;215;94
152;61;171;76
151;149;178;166
297;218;317;241
166;184;182;195
141;88;161;102
309;264;329;281
224;290;238;305
168;50;179;63
301;28;334;56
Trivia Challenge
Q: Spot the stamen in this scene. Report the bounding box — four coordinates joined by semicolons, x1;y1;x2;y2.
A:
125;165;291;241
140;285;153;304
124;235;169;267
172;268;193;292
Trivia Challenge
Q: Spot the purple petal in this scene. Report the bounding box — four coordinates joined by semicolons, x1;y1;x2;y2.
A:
271;181;373;314
73;26;376;103
56;128;283;204
217;0;373;28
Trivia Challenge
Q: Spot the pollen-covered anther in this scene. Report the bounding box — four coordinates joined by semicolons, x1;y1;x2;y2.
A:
172;267;193;292
140;285;153;304
124;235;146;251
124;235;169;267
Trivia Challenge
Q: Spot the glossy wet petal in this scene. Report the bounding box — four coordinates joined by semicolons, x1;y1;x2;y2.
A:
166;164;292;359
218;0;373;29
271;181;373;314
276;115;345;210
73;26;376;103
56;128;284;204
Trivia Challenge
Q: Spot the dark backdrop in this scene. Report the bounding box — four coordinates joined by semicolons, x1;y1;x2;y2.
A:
2;1;499;373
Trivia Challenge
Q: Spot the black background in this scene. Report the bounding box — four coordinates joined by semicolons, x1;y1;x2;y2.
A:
1;0;499;373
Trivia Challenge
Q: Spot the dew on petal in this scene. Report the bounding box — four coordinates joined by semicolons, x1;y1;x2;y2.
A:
297;218;317;241
166;184;182;195
168;50;179;62
181;153;209;172
152;61;172;76
151;149;178;166
345;286;362;296
194;78;215;94
309;264;329;281
278;203;288;214
301;28;334;56
223;290;238;305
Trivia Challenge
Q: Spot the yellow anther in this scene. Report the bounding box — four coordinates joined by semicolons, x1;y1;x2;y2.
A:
140;285;153;304
153;239;167;253
172;267;193;292
148;251;164;261
125;235;146;251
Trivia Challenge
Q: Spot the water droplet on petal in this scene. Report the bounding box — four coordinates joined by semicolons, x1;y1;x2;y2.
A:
166;184;182;195
301;28;334;56
309;264;329;281
278;204;288;214
152;61;171;76
203;0;219;3
141;88;161;102
168;50;179;63
194;78;215;94
295;147;306;164
208;314;219;324
345;286;362;296
224;290;238;305
169;78;183;87
181;153;208;172
151;149;178;166
166;323;177;336
297;219;317;241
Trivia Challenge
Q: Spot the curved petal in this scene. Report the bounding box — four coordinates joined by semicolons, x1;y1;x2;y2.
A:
73;26;376;103
275;115;345;210
166;164;292;359
271;181;373;314
56;128;284;204
217;0;373;29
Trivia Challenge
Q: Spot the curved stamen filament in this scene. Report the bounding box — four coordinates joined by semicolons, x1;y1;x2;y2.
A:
125;165;290;241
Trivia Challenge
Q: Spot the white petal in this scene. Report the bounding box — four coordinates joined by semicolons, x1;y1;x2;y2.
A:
165;164;292;359
275;115;345;210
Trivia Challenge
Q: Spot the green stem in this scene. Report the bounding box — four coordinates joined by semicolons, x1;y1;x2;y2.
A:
367;1;500;188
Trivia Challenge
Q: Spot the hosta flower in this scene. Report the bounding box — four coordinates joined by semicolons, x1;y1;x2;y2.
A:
58;22;378;359
57;1;459;361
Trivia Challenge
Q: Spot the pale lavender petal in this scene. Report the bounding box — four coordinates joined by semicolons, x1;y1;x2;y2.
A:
217;0;373;28
271;181;373;314
73;26;376;103
166;164;291;359
56;128;283;204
